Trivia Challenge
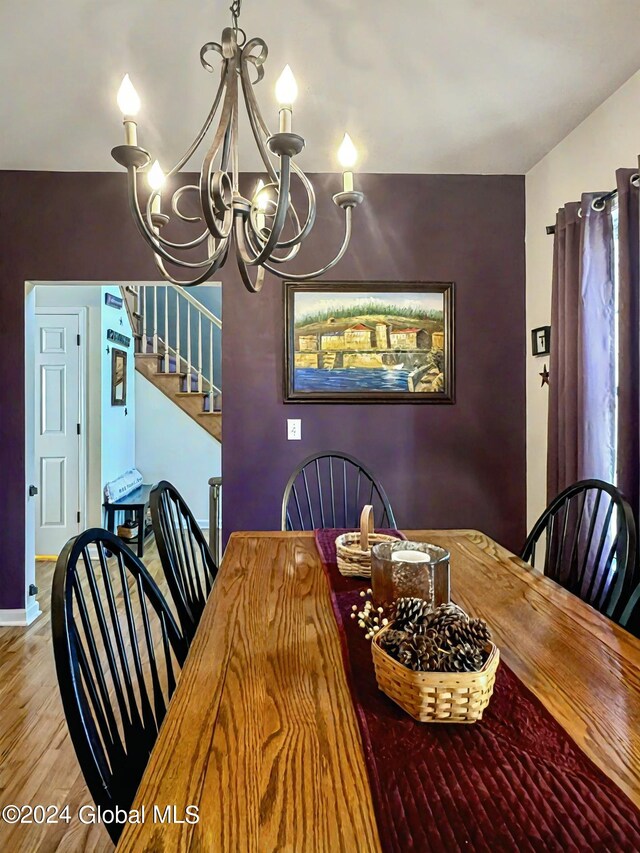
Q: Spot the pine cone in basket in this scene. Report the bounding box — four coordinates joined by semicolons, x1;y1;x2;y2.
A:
379;628;408;657
424;602;469;633
393;597;431;629
459;617;492;648
441;642;485;673
397;634;440;671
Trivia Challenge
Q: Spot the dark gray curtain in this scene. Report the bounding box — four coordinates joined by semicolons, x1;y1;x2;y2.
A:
547;196;615;502
616;167;640;517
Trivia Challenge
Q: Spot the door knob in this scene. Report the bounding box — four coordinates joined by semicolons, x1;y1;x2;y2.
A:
29;485;38;496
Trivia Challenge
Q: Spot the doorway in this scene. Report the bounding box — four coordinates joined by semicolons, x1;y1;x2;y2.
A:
34;307;86;557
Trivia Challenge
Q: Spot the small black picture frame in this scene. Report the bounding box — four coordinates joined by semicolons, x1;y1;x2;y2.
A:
531;326;551;357
111;348;127;406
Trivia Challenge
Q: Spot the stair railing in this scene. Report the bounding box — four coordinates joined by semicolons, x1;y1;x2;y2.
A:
128;284;222;410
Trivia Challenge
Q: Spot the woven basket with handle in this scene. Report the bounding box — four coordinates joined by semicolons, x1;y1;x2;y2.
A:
335;506;400;578
372;624;500;723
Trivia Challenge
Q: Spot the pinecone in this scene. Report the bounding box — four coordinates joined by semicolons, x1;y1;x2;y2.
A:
441;643;484;673
417;641;446;672
379;628;408;658
454;617;492;650
397;634;439;671
393;597;430;629
425;603;469;633
403;621;438;639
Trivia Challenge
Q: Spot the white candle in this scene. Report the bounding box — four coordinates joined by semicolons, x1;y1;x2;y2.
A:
337;134;357;193
391;550;429;563
275;66;297;134
279;108;292;134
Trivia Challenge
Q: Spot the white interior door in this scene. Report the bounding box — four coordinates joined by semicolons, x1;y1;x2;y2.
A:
35;311;82;556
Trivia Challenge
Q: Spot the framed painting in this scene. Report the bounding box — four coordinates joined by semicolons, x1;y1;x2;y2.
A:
284;282;455;403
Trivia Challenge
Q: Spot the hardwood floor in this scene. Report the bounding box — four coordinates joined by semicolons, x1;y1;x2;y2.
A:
0;538;176;853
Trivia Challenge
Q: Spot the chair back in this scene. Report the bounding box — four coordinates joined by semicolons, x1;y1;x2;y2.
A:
521;479;637;619
281;451;396;531
150;480;218;643
51;529;187;844
621;585;640;637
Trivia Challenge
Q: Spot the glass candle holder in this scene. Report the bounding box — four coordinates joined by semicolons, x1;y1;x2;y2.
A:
371;540;450;611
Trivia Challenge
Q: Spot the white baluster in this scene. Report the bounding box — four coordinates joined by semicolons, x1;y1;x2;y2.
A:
209;321;214;405
140;285;146;352
153;287;158;354
186;302;192;393
175;289;181;374
198;313;203;393
164;285;169;371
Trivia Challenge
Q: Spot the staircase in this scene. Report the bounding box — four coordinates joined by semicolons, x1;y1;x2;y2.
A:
121;284;222;443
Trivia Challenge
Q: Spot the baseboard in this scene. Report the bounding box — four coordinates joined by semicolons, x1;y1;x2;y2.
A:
0;601;42;627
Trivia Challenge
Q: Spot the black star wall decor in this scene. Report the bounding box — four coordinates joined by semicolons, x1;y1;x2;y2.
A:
539;364;550;387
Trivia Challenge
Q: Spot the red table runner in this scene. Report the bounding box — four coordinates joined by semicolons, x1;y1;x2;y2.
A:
315;528;640;852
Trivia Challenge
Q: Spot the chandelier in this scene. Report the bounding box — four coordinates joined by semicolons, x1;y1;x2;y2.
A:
111;0;363;291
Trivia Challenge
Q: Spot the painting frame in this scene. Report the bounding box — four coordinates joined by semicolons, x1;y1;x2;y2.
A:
284;281;455;403
111;347;128;406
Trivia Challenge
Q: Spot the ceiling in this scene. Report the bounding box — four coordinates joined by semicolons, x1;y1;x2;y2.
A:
2;0;640;174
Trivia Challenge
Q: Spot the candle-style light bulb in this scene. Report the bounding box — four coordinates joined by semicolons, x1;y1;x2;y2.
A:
338;133;358;192
117;74;141;146
254;179;267;232
254;179;269;211
275;65;298;106
148;160;164;215
148;160;165;191
338;133;357;169
117;74;140;116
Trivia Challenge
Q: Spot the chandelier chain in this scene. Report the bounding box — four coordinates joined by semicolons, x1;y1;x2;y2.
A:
230;0;242;29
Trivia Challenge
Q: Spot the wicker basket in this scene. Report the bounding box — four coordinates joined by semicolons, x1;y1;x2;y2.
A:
372;624;500;723
335;506;400;578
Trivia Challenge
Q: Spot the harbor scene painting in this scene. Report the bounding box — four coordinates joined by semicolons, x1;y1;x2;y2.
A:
285;282;455;402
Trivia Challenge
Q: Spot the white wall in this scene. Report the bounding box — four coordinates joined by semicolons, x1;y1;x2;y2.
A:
526;69;640;529
101;285;136;492
135;373;221;525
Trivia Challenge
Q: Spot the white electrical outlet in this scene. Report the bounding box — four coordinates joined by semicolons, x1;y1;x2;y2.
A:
287;419;301;440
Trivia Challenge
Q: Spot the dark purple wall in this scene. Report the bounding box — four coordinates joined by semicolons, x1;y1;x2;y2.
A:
0;171;525;610
222;173;526;551
0;172;160;609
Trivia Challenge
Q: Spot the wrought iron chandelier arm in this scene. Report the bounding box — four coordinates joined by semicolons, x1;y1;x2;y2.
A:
241;155;292;266
240;48;317;250
243;216;302;263
153;247;228;287
144;192;211;250
235;221;265;293
167;51;228;178
261;206;354;281
198;44;239;241
128;168;227;269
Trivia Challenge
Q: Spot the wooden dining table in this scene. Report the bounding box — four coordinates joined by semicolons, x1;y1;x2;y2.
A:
116;529;640;852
